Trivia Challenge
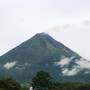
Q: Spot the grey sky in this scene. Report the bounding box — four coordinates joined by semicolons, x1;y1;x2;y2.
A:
0;0;90;60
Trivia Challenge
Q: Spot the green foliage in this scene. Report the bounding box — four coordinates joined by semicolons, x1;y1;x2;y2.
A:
31;71;90;90
48;82;90;90
31;71;52;90
0;78;29;90
20;86;29;90
1;71;90;90
0;78;21;90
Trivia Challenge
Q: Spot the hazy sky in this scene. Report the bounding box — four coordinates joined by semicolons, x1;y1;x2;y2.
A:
0;0;90;60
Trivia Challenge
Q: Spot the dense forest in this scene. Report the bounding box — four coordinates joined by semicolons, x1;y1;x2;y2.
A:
1;71;90;90
0;78;29;90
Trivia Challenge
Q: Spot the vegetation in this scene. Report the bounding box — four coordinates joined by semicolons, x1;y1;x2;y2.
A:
31;71;52;90
0;78;28;90
31;71;90;90
1;71;90;90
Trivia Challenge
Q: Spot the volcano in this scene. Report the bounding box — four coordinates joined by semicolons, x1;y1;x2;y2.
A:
0;33;90;84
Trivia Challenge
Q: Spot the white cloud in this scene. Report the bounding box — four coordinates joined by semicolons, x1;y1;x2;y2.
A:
3;61;17;69
61;57;90;76
62;66;80;76
55;57;71;67
76;58;90;69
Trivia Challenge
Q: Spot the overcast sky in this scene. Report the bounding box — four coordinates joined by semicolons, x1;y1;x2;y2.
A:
0;0;90;60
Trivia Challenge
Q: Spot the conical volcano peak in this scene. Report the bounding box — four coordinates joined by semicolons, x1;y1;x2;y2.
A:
0;32;85;84
34;32;58;42
32;32;55;43
38;32;48;35
35;32;50;38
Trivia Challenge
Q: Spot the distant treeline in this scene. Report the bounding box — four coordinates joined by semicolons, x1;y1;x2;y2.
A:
48;82;90;90
1;71;90;90
0;78;29;90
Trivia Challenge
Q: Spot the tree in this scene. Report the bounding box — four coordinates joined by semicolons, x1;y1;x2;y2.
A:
31;71;52;90
0;78;21;90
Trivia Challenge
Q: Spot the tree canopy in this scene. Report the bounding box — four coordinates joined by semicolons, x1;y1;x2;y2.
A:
31;71;52;90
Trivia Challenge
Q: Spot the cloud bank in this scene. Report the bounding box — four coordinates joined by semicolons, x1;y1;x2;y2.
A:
55;56;90;76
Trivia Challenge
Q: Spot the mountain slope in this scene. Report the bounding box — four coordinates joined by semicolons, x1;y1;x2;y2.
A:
0;33;89;84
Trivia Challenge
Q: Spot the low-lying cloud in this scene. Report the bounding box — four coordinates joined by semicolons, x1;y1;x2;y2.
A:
55;56;71;67
76;58;90;69
55;56;90;76
62;66;80;76
3;61;17;70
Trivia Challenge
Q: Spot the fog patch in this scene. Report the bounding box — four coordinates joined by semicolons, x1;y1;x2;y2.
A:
76;58;90;69
62;66;80;76
3;61;17;69
55;56;73;67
